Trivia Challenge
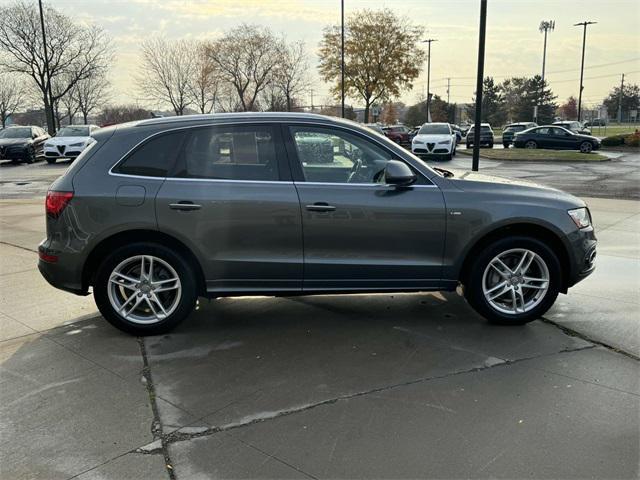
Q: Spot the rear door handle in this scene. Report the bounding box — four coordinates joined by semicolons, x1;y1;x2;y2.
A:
169;201;201;211
305;202;336;212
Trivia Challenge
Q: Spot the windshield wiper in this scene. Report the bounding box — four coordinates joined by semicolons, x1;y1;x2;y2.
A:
433;167;454;178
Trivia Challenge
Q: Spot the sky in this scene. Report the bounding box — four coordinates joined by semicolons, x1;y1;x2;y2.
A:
32;0;640;111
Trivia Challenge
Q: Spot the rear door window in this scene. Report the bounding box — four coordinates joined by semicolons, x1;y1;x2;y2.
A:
174;125;279;181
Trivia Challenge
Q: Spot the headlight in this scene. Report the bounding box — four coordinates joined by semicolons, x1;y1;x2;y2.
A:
413;140;423;145
69;142;85;147
568;208;591;229
438;139;451;145
44;142;52;148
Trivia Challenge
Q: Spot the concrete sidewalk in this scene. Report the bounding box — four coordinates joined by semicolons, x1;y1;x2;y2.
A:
0;196;638;479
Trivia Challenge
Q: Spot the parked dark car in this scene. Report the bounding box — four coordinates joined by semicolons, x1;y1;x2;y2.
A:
450;124;463;144
553;121;591;135
0;126;49;163
382;125;412;146
364;123;385;135
39;113;596;336
466;123;494;148
502;122;537;148
513;126;601;152
584;119;607;127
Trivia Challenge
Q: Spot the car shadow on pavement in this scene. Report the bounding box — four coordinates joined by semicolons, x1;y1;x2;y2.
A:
141;292;592;431
6;291;638;479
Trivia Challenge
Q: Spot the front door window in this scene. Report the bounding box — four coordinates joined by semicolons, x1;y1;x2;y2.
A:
290;127;394;184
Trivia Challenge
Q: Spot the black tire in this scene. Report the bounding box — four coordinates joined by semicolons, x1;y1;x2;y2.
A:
23;147;35;164
488;142;494;148
525;140;537;149
466;143;471;149
463;236;561;325
503;142;509;148
94;242;198;335
46;158;56;164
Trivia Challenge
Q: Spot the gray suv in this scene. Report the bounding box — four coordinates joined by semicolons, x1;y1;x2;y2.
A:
38;113;597;335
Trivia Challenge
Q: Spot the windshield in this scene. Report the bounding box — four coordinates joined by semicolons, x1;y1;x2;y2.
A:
418;124;450;135
468;126;492;133
57;126;90;137
0;128;31;139
505;125;526;132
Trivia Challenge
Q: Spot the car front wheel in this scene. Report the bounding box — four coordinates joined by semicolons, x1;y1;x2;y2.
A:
94;243;198;335
464;236;561;325
579;141;593;153
23;147;35;164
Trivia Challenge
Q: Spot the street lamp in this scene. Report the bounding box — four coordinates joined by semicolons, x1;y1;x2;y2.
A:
536;20;554;123
422;38;437;122
574;20;597;122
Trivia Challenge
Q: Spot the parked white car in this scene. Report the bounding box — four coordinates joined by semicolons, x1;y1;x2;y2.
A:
411;122;457;160
44;125;99;164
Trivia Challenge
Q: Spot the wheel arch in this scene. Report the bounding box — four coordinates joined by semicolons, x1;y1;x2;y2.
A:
458;222;571;293
82;229;207;295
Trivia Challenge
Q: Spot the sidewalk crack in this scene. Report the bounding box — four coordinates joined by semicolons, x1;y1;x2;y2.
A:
138;337;176;479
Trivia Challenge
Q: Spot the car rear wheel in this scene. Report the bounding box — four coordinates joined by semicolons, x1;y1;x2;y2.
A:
503;142;509;148
525;140;537;149
464;236;560;325
579;141;593;153
94;242;198;335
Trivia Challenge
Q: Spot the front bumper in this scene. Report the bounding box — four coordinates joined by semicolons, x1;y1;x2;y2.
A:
565;226;597;289
44;146;84;159
0;146;28;160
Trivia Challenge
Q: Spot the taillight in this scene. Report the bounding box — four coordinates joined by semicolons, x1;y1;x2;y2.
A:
46;191;74;218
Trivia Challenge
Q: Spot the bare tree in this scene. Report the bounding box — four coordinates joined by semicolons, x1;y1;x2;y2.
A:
273;41;309;112
189;42;219;114
137;38;196;115
97;104;152;126
75;73;111;124
208;25;282;112
0;1;112;134
0;73;26;127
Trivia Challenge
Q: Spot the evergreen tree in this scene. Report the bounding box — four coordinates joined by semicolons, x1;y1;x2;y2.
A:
468;77;506;126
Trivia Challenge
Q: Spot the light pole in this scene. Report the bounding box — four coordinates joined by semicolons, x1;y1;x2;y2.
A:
574;21;597;122
341;0;345;118
472;0;487;172
422;38;437;122
537;20;554;123
38;0;55;133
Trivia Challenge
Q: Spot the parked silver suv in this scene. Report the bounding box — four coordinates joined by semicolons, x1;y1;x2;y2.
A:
38;113;597;335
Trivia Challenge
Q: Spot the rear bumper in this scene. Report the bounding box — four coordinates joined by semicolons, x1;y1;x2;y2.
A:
38;241;88;296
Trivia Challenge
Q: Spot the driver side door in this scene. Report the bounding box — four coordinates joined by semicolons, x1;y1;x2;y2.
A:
284;125;446;291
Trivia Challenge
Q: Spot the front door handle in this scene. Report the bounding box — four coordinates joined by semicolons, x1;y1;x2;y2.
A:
169;201;202;211
305;202;336;212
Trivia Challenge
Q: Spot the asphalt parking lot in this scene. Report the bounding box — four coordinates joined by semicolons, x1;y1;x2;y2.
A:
1;156;639;479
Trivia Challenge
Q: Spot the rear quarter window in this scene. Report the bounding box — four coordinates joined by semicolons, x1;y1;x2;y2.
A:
113;130;186;177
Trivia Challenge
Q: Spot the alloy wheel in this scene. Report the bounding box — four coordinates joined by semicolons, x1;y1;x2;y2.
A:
482;248;550;315
580;142;592;153
107;255;182;324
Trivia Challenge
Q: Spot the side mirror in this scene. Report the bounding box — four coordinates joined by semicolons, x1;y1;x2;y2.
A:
384;160;416;186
